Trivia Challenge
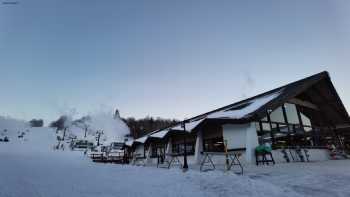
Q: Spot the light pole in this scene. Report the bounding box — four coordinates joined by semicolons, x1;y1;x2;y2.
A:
62;127;67;141
182;121;188;169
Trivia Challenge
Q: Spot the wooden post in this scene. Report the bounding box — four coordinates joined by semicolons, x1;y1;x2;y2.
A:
224;139;229;171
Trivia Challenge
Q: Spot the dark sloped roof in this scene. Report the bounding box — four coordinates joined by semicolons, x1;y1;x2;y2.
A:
185;71;349;127
137;71;349;141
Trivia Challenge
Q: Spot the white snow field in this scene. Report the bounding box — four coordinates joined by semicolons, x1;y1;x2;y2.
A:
1;127;350;197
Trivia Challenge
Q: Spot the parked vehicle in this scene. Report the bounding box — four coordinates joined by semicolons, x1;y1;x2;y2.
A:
108;142;125;157
72;140;94;150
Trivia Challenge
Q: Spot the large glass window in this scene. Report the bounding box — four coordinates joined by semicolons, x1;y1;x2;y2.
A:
278;123;289;133
269;107;285;123
257;122;273;145
300;112;311;126
256;102;318;149
262;122;271;131
271;123;287;148
284;103;300;124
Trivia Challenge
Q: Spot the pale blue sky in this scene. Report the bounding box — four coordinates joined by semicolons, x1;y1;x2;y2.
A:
0;0;350;124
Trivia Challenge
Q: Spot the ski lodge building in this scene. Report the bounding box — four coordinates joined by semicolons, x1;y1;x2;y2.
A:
125;71;350;166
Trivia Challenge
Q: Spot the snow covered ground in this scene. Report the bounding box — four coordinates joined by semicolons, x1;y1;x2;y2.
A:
1;127;350;197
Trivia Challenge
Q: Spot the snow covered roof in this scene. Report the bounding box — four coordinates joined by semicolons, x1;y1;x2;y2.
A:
150;129;170;138
124;140;134;147
133;130;160;144
170;119;204;132
135;135;148;143
207;91;281;120
134;89;282;140
146;118;205;140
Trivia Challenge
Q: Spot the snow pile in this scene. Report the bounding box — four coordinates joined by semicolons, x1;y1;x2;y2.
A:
53;110;130;144
88;111;130;143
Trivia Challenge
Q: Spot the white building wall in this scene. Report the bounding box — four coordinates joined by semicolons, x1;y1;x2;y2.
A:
166;137;172;155
145;145;152;164
222;123;259;164
245;123;259;163
307;149;330;161
194;129;203;164
132;124;331;167
222;124;247;149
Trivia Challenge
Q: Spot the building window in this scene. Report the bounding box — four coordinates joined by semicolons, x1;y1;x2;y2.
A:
171;134;196;155
284;103;300;124
203;137;225;152
269;106;286;123
262;122;271;131
257;122;273;145
256;102;321;149
201;124;224;152
151;143;166;158
172;142;195;155
300;112;311;126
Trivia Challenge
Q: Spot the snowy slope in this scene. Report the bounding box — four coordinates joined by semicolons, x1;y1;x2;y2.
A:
1;126;350;197
1;127;59;154
0;127;294;197
0;116;29;139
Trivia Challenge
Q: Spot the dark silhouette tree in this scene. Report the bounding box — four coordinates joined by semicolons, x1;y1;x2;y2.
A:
49;116;68;131
123;116;178;138
29;119;44;127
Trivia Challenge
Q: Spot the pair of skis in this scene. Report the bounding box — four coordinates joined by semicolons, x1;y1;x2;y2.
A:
281;147;310;162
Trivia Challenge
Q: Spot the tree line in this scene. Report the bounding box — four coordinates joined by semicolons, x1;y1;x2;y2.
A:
29;119;44;127
122;116;178;138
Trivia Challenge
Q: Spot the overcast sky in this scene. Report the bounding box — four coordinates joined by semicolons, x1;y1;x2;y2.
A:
0;0;350;123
